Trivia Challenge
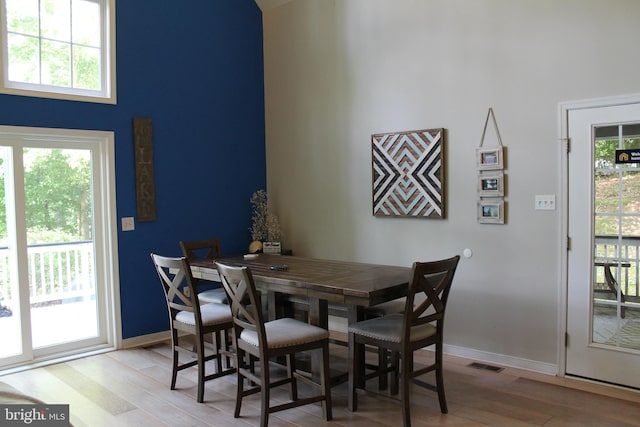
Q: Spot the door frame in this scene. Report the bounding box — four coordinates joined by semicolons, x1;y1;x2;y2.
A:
0;125;122;372
558;93;640;377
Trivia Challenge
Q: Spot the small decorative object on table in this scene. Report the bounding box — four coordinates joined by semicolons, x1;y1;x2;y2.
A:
248;240;263;254
263;241;282;254
249;189;282;253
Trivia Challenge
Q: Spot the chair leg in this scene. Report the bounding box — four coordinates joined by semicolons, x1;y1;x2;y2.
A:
321;340;333;421
170;330;179;390
390;350;400;395
347;332;360;412
260;357;270;427
435;343;448;414
196;333;206;403
401;351;412;427
234;349;244;418
224;328;232;369
378;347;388;390
286;353;298;400
213;330;223;374
249;354;257;387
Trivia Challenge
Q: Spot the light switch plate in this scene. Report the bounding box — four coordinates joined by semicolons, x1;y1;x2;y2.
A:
121;217;135;231
535;195;556;210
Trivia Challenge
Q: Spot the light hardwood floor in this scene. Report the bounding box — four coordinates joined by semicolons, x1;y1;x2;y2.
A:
1;338;639;427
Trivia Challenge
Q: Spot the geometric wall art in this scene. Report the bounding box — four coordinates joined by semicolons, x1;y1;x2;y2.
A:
372;128;445;218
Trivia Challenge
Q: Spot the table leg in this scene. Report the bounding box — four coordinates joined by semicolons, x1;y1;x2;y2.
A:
266;291;277;321
266;291;294;321
308;298;328;382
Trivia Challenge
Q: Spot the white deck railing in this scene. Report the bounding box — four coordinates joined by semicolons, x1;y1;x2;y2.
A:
595;235;640;298
0;241;94;307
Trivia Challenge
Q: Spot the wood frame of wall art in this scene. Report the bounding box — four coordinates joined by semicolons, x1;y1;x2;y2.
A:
478;171;504;197
478;199;504;224
372;128;445;218
476;146;503;170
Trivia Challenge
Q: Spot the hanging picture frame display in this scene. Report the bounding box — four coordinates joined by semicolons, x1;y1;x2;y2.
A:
478;171;504;197
476;107;507;224
478;199;504;224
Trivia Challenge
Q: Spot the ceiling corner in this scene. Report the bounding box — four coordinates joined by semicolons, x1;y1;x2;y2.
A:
254;0;294;12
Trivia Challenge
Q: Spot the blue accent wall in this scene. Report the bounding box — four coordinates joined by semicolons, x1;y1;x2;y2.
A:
0;0;266;339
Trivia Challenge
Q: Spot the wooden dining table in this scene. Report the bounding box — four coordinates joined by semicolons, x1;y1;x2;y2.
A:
189;253;411;383
190;254;410;325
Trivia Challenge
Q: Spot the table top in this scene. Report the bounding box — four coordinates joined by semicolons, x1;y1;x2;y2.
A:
190;254;411;307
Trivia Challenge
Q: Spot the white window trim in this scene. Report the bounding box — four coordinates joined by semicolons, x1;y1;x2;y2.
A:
0;0;117;104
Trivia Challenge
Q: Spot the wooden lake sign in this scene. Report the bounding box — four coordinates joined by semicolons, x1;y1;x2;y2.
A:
133;117;156;221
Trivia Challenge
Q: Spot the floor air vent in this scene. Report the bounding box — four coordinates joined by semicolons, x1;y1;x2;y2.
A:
468;362;504;373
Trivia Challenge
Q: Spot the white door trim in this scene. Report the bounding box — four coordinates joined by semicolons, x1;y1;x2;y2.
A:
558;93;640;377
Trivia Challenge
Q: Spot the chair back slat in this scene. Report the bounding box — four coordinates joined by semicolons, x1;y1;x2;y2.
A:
403;255;460;338
216;262;266;344
180;238;223;260
151;253;201;321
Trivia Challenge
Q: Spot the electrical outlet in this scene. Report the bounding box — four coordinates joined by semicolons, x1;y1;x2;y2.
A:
121;217;135;231
535;195;556;211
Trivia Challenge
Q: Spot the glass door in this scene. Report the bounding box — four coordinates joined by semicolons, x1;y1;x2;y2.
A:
591;124;640;349
0;127;117;370
25;148;99;351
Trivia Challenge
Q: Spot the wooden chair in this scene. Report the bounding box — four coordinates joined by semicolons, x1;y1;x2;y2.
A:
286;295;406;391
348;255;460;426
150;253;235;403
215;261;332;427
179;238;227;304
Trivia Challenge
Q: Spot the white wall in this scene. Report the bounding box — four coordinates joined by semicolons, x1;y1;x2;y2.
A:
262;0;640;372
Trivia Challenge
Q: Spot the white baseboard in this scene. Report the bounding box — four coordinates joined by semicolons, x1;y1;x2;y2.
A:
121;331;171;349
444;343;558;376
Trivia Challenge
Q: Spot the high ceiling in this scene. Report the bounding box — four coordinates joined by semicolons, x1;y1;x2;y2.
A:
254;0;294;11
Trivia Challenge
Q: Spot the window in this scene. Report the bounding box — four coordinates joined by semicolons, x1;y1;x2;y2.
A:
0;0;115;103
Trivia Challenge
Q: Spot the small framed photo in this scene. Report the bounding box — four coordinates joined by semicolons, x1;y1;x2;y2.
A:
478;199;504;224
263;241;282;254
478;172;504;197
477;147;503;170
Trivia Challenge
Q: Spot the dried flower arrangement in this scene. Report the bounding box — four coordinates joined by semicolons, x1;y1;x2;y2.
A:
249;189;282;242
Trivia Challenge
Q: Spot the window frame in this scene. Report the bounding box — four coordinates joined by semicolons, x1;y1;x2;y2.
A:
0;0;116;104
